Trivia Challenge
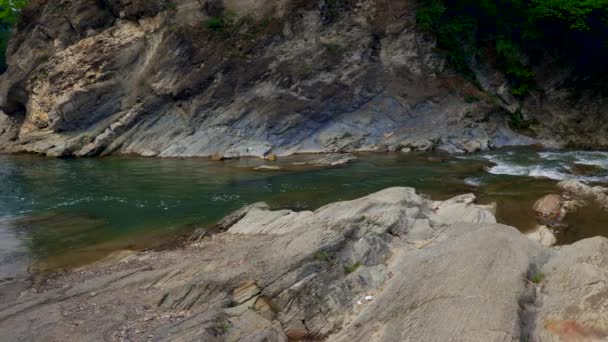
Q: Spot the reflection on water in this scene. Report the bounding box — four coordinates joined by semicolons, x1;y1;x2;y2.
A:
1;149;608;275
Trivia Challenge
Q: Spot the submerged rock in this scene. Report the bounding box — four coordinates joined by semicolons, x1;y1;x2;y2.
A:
1;188;607;341
293;153;357;167
570;163;605;176
254;165;282;171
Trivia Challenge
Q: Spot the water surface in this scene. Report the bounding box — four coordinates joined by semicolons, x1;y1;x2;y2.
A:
2;149;608;277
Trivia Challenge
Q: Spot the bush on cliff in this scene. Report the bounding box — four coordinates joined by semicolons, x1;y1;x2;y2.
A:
418;0;608;96
0;0;27;72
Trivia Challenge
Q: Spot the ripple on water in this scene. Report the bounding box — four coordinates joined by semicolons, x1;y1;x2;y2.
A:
464;177;482;187
477;150;608;182
3;150;608;275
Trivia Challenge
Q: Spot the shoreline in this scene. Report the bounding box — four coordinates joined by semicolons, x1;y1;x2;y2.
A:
1;187;607;340
4;148;608;281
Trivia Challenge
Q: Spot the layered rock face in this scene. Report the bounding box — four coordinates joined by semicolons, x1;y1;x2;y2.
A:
1;188;607;341
0;0;538;157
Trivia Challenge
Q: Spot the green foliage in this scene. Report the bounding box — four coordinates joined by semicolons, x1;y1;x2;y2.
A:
0;0;27;72
435;16;478;78
343;262;361;274
529;0;608;31
464;95;479;103
314;251;331;262
509;110;535;130
165;1;177;11
327;0;339;20
0;0;27;25
496;39;535;96
531;272;546;284
416;0;445;32
205;10;238;33
417;0;608;95
206;17;226;31
0;29;9;71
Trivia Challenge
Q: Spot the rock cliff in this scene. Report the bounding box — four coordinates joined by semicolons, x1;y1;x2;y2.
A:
1;187;607;341
0;0;540;158
1;0;605;157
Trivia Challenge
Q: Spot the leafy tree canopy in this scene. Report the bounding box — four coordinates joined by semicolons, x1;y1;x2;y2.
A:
0;0;27;26
0;0;27;72
418;0;608;96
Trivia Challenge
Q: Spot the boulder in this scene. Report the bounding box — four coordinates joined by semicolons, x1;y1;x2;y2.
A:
437;143;466;154
526;225;557;247
530;237;608;341
399;138;435;152
558;180;608;210
532;194;566;226
429;194;497;225
533;194;563;216
459;138;490;153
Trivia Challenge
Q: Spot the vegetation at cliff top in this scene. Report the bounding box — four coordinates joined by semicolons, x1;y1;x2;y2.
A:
417;0;608;96
0;0;27;72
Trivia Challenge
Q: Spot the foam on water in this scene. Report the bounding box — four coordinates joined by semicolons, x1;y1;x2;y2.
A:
464;177;482;186
478;150;608;182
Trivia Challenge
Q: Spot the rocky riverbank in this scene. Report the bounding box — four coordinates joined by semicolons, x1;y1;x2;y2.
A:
1;187;606;341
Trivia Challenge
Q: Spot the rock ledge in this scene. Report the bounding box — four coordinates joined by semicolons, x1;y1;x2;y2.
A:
0;188;607;341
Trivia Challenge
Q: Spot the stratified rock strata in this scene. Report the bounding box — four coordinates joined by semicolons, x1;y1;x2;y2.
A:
0;0;534;158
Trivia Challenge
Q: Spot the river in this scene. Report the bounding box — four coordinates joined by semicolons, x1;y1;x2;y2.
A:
2;148;608;278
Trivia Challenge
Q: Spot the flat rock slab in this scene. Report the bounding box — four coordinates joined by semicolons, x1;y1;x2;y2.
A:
0;188;607;341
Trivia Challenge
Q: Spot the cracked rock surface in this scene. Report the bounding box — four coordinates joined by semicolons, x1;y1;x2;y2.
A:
1;187;607;341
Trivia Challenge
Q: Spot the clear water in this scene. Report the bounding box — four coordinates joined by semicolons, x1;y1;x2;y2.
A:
2;149;608;278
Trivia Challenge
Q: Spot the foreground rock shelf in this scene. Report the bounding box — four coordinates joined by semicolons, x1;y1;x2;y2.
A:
1;188;607;341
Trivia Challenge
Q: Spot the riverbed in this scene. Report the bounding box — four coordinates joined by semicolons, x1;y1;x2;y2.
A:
2;148;608;278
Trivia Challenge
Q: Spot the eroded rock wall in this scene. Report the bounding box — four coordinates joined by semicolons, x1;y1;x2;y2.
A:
0;0;533;157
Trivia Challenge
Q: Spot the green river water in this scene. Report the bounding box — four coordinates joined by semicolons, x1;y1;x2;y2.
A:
2;149;608;278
